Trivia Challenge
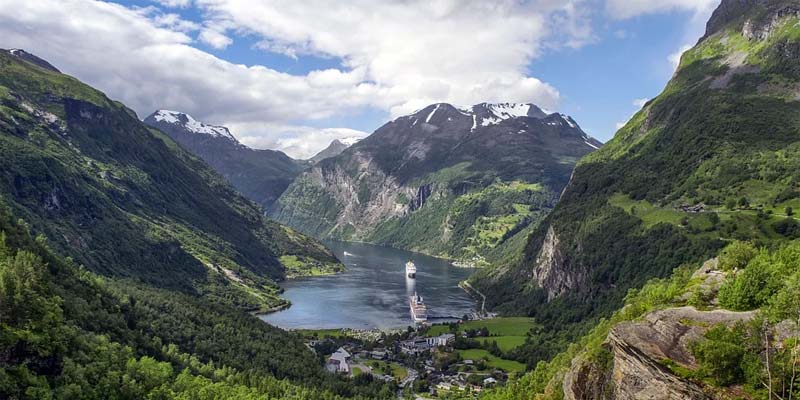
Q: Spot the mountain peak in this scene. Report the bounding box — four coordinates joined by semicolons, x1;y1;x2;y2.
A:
147;110;238;142
335;136;361;146
703;0;800;41
404;101;583;134
2;48;60;72
309;136;362;163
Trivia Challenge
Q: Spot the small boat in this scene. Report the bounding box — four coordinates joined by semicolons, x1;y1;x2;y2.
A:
409;291;428;323
405;261;416;278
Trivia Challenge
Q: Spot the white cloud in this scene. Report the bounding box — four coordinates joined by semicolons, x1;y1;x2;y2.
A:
632;98;649;108
237;126;369;159
152;0;192;8
198;27;232;49
605;0;719;20
668;44;693;70
0;0;592;156
192;0;593;116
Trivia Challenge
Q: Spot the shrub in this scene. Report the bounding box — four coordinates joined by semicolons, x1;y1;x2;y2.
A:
690;325;746;386
718;253;781;311
717;241;757;271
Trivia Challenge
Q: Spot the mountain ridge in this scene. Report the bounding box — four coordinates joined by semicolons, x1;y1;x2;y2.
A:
144;109;308;211
273;101;601;266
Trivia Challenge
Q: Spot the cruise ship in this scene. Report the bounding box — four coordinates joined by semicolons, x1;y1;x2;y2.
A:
405;261;416;278
409;291;428;323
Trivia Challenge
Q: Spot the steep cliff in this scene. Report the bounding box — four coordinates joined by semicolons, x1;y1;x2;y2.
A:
563;307;755;400
273;103;600;265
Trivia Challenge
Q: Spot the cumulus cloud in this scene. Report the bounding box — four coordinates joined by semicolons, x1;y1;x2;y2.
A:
668;44;693;70
632;98;649;108
236;125;369;160
191;0;592;116
0;0;592;157
605;0;720;20
198;27;232;49
152;0;192;8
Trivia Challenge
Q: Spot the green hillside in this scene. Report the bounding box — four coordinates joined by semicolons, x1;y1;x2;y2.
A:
0;50;342;313
0;203;391;398
469;0;800;379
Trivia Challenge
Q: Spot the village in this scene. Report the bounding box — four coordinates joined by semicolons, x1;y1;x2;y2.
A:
299;316;533;398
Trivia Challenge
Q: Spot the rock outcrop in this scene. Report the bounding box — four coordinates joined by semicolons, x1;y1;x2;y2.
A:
564;307;756;400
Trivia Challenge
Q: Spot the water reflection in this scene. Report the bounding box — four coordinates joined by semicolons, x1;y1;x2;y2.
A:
260;242;476;329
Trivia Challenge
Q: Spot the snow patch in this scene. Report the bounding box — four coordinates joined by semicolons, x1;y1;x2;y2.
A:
338;136;361;146
152;110;237;141
425;104;441;123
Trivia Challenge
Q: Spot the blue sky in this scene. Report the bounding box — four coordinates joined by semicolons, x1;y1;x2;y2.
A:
0;0;719;158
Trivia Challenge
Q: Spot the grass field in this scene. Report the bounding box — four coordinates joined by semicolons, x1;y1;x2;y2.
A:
367;361;408;380
457;349;526;373
295;328;345;339
427;317;536;337
477;336;528;352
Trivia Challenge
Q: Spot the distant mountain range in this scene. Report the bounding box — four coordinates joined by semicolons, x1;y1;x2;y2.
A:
143;110;308;210
272;102;601;266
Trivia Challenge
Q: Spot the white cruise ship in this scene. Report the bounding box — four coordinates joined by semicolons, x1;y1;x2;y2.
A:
409;291;428;323
405;261;416;278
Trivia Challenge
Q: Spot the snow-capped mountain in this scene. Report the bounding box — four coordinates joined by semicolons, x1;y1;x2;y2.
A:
150;110;239;142
401;102;601;150
144;110;306;210
274;101;602;263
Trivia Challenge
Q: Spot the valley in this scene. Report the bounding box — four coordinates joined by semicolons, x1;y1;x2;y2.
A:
2;0;800;399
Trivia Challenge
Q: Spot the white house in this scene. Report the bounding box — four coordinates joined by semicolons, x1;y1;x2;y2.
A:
326;348;351;373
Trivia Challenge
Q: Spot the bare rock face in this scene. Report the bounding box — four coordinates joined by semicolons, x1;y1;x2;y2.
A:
532;226;583;300
565;307;756;400
704;0;800;41
563;355;613;400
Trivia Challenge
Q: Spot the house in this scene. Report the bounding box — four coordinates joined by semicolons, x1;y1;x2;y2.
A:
325;348;351;374
426;333;455;347
463;359;474;366
370;350;387;360
483;377;498;386
400;338;430;354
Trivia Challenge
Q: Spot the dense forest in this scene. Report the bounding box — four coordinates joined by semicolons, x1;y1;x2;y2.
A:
0;203;393;398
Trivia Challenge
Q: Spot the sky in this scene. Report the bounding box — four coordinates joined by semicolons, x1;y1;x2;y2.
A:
0;0;720;159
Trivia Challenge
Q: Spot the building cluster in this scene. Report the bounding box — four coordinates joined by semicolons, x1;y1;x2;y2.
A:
399;333;456;354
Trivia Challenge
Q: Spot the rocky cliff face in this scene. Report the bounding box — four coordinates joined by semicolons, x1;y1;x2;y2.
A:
564;307;755;400
144;110;306;210
273;102;600;263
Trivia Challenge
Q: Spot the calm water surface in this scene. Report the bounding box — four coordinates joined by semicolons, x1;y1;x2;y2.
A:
260;242;477;329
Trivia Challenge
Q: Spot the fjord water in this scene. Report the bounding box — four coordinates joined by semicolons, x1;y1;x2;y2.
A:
261;242;477;329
